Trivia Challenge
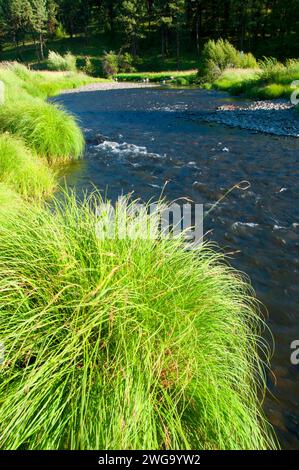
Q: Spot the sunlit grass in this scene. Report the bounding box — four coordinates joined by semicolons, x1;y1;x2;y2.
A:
0;182;22;211
0;191;278;450
212;60;299;100
0;101;84;164
0;133;55;198
0;62;101;101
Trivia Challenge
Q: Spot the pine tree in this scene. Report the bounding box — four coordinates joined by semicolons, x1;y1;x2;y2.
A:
118;0;145;56
30;0;48;60
47;0;58;36
0;0;33;57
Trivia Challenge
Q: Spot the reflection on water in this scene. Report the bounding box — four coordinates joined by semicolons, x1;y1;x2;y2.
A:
53;88;299;449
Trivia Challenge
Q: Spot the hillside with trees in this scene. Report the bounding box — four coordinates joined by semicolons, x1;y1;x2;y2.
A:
0;1;298;65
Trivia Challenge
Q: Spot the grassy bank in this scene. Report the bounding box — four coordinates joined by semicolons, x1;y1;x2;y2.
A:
0;191;277;450
0;62;101;197
211;62;299;100
197;41;299;101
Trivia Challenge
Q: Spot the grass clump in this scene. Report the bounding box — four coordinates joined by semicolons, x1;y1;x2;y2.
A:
0;101;84;164
0;133;55;198
0;192;277;450
47;51;77;72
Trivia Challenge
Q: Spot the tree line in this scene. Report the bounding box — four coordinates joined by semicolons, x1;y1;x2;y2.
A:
0;1;298;62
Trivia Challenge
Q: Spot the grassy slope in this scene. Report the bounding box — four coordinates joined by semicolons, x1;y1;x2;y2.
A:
0;63;103;101
115;70;197;84
0;133;55;198
0;62;103;196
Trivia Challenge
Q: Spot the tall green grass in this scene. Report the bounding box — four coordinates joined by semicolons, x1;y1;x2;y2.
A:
212;57;299;100
0;62;93;196
0;192;277;450
0;101;84;164
0;182;22;210
0;133;55;198
0;62;98;102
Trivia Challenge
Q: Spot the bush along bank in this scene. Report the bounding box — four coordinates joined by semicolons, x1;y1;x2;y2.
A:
0;192;278;450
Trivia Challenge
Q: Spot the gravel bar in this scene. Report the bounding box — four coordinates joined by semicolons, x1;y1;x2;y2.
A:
198;99;299;138
59;81;157;94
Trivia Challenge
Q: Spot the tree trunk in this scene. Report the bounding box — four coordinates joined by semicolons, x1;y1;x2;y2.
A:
196;16;200;56
108;3;114;33
13;32;20;59
34;35;40;62
161;27;165;62
165;29;169;57
39;33;44;61
176;27;180;69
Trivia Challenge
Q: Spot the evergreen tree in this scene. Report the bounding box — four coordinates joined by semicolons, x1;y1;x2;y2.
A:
118;0;145;56
0;0;33;56
30;0;48;60
47;0;58;36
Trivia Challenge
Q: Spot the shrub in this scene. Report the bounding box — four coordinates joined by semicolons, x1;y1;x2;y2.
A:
0;192;277;450
54;23;67;40
0;133;55;198
82;56;96;76
7;62;32;81
199;39;258;82
118;52;136;73
175;77;188;86
0;101;84;163
199;39;240;81
48;51;77;72
102;51;119;77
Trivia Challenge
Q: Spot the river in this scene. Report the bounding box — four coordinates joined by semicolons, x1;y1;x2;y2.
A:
53;86;299;449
